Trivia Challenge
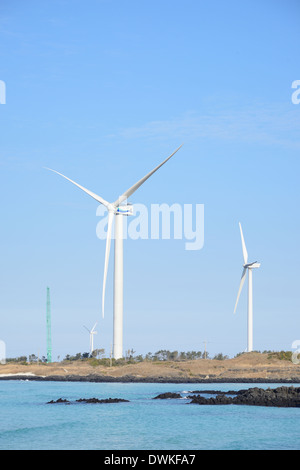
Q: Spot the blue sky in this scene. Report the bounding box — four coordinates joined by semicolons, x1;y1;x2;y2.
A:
0;0;299;359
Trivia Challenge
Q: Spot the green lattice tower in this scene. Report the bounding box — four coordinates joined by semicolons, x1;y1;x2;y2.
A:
46;287;52;363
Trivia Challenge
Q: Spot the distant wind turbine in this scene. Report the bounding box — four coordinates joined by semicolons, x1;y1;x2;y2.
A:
234;223;261;352
83;322;98;356
46;145;183;359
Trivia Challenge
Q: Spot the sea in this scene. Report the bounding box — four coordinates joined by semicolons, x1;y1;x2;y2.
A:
0;380;299;450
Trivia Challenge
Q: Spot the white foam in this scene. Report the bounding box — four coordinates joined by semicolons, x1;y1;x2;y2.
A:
0;373;37;377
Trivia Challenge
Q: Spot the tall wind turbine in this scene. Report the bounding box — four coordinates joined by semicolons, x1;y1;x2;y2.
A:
83;322;98;356
46;145;183;359
234;223;261;353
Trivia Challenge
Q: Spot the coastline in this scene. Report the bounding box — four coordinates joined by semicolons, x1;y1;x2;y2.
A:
1;353;299;384
0;374;300;384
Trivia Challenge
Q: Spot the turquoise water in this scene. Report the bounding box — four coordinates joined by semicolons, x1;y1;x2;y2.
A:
0;381;299;450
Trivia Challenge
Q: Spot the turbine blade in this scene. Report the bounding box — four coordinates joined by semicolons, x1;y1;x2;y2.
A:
45;168;110;208
102;210;114;318
234;268;247;314
83;325;90;333
91;322;98;333
113;144;183;207
239;222;248;265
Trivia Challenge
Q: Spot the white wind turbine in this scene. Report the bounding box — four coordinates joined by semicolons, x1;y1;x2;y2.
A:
46;145;183;359
234;223;261;352
84;322;98;356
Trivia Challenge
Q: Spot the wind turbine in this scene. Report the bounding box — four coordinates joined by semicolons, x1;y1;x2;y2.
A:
46;145;183;359
84;322;98;356
234;222;261;353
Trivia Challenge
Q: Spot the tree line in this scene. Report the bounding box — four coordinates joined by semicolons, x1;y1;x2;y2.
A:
3;350;294;365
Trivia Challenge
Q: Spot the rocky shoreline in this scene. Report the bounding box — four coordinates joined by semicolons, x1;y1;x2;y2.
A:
154;386;300;408
189;387;300;408
0;374;299;383
47;386;300;408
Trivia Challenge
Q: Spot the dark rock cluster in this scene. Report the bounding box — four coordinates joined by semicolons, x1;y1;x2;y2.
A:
76;397;129;404
153;392;182;399
47;398;70;404
152;386;300;408
189;386;300;407
47;397;129;405
189;394;233;405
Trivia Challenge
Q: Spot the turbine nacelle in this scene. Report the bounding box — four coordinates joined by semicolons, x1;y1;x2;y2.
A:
244;262;261;269
107;202;133;215
116;203;134;216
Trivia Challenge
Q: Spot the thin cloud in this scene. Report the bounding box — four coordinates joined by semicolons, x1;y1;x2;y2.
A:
119;104;300;148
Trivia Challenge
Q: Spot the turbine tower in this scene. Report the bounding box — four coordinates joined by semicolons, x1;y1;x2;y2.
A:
84;322;98;356
46;287;52;363
46;145;183;359
234;223;261;353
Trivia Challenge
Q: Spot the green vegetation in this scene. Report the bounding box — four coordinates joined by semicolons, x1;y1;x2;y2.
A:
234;350;294;361
6;356;29;364
267;351;293;362
2;350;296;366
213;353;229;361
63;350;208;366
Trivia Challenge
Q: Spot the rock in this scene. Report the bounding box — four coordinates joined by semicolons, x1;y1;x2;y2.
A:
47;397;129;404
75;397;129;404
189;386;300;408
47;398;70;404
190;394;233;405
153;392;182;399
233;386;300;408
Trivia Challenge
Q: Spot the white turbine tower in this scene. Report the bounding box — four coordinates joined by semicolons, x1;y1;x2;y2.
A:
234;223;261;353
84;322;98;356
46;145;183;359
